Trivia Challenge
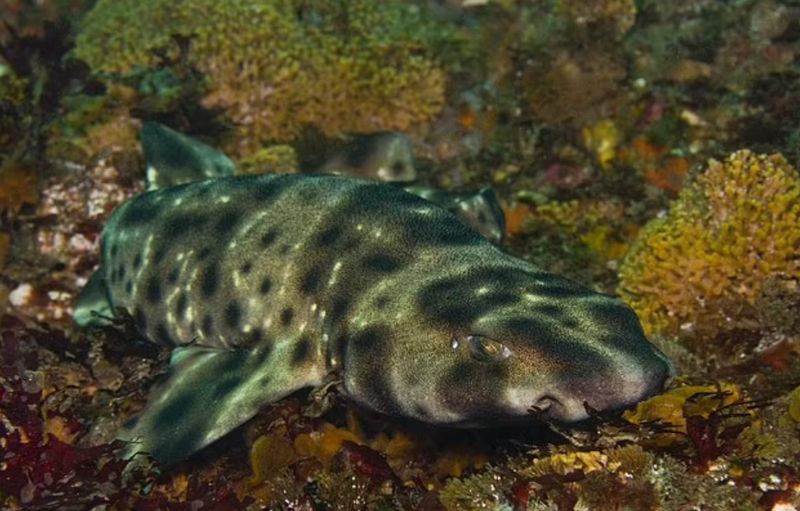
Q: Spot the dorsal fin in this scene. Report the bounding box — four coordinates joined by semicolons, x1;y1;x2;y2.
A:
141;122;236;190
322;131;416;182
453;187;506;244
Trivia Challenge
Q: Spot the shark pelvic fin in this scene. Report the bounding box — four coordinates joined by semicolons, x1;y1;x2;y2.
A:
120;339;322;466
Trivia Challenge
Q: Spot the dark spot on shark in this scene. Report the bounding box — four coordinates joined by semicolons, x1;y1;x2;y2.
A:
175;293;188;319
280;308;294;326
145;277;162;303
164;213;207;236
348;326;402;414
120;196;162;226
125;281;133;295
246;328;263;345
202;315;214;336
212;375;242;400
133;253;143;269
299;187;318;202
152;244;167;265
351;326;387;353
532;281;592;299
260;229;279;247
153;392;197;429
110;243;118;258
586;302;650;358
216;211;242;233
375;296;391;309
483;291;518;307
224;300;241;328
300;267;322;295
317;226;341;246
251;175;290;202
439;361;508;417
391;161;405;177
344;137;374;168
108;266;118;284
167;267;180;284
503;317;612;365
411;214;483;246
291;336;313;366
329;297;350;324
537;304;561;316
155;323;176;346
134;307;147;332
197;247;211;260
418;269;552;326
240;261;252;274
363;253;402;273
259;277;272;295
201;262;219;297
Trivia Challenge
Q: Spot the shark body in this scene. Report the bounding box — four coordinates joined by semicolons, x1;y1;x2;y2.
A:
76;126;673;467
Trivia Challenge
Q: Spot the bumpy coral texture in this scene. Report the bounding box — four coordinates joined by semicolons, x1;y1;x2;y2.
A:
619;150;800;342
74;0;446;153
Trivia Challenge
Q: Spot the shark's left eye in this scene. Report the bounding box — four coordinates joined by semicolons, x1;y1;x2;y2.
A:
467;335;512;362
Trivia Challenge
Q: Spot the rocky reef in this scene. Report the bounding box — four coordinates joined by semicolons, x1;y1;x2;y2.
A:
2;0;800;509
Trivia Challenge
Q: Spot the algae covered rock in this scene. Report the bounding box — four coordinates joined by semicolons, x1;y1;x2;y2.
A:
74;0;448;153
618;150;800;345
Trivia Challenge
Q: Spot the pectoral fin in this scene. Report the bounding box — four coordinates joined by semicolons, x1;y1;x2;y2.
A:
73;269;113;327
121;340;322;466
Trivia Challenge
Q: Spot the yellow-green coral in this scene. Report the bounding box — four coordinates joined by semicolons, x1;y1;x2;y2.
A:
74;0;446;153
619;150;800;342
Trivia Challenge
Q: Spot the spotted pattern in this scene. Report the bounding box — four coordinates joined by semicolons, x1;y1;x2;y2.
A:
94;172;672;468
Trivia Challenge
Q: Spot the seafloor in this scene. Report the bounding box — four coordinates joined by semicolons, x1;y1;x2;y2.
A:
1;1;799;509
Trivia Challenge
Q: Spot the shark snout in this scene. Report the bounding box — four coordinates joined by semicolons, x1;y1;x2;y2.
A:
520;345;676;423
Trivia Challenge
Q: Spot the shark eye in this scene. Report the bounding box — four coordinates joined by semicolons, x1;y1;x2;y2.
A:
467;335;512;362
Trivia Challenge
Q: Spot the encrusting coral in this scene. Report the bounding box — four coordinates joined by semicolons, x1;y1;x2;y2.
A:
73;0;447;154
618;150;800;346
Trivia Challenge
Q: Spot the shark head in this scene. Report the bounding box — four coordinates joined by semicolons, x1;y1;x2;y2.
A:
339;248;673;425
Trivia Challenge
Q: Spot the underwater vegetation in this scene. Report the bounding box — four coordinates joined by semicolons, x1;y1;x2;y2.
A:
619;150;800;352
74;0;450;155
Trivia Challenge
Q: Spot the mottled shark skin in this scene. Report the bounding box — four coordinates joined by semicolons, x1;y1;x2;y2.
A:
140;122;507;244
79;172;674;466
